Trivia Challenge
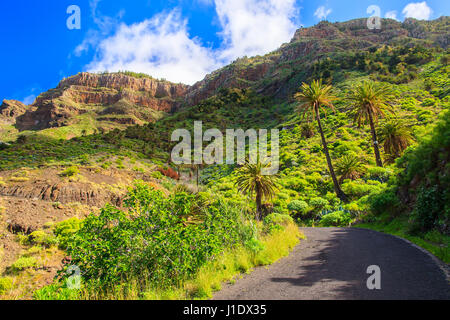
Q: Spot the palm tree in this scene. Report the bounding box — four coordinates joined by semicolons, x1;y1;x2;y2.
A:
335;154;364;184
348;81;394;167
378;120;414;163
294;80;348;202
235;162;278;221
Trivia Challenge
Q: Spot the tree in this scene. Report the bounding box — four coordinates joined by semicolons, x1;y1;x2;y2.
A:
378;119;414;163
235;162;278;221
294;80;348;202
348;81;394;167
335;154;364;184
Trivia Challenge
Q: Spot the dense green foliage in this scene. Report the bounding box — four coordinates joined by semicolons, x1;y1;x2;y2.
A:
59;182;256;291
375;110;450;233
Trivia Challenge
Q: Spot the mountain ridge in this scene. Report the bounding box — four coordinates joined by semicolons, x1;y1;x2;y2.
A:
1;16;448;137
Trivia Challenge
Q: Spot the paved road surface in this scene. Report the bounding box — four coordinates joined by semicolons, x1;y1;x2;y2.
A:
213;228;449;300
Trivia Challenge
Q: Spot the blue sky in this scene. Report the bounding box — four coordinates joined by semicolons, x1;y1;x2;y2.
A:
1;0;448;104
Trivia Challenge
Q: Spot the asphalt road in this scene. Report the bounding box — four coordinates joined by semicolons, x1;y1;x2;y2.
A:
213;228;450;300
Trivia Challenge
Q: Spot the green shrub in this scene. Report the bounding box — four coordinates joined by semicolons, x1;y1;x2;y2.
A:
309;197;329;212
151;171;164;179
11;256;38;271
264;213;294;234
413;185;445;232
244;238;265;254
29;230;57;247
59;166;80;177
79;154;90;165
342;180;384;198
0;277;13;295
287;200;309;216
264;213;293;227
53;217;83;249
33;283;80;300
366;166;393;182
320;211;352;227
368;189;402;217
59;182;247;290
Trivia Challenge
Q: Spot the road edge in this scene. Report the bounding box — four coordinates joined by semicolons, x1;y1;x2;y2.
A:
356;227;450;283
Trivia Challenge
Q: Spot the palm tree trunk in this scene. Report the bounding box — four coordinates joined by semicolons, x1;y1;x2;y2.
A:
315;106;348;203
255;187;262;221
196;165;199;189
368;109;383;167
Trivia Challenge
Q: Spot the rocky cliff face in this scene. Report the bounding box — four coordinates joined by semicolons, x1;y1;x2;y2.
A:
16;72;190;131
57;72;188;99
8;17;450;133
0;100;29;123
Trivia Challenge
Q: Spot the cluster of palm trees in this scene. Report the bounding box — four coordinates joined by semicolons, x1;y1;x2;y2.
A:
294;79;414;203
235;79;414;220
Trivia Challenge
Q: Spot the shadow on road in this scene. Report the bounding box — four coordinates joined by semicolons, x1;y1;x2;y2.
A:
267;228;449;300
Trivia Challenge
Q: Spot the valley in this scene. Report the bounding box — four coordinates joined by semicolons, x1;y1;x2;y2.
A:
0;16;448;300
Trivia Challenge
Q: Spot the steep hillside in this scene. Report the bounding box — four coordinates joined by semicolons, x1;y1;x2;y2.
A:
186;17;449;104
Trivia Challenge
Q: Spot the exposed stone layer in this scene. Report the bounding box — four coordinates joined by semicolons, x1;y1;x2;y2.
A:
0;100;29;122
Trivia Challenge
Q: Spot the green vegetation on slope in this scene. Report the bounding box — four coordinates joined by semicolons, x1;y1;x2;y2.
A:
33;182;301;300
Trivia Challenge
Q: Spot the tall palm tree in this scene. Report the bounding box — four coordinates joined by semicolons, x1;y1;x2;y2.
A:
295;80;348;202
335;154;364;184
235;162;278;221
348;81;394;167
378;119;414;163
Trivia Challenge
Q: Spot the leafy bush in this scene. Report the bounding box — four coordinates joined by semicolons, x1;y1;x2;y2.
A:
59;166;80;177
151;171;164;179
53;217;83;249
264;213;294;234
11;256;38;271
33;283;80;300
0;277;13;295
59;182;247;291
29;230;57;247
287;200;308;216
366;166;393;182
309;197;329;213
413;185;445;232
320;211;352;227
368;189;402;217
342;180;384;198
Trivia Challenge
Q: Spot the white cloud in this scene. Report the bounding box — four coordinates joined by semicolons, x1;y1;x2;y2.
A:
215;0;300;62
22;95;36;105
385;11;398;20
77;0;300;85
402;2;433;20
74;0;123;56
314;6;332;20
86;10;219;85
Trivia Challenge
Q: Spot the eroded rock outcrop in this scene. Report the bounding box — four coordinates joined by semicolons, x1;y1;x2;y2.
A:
0;100;29;122
16;73;190;131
